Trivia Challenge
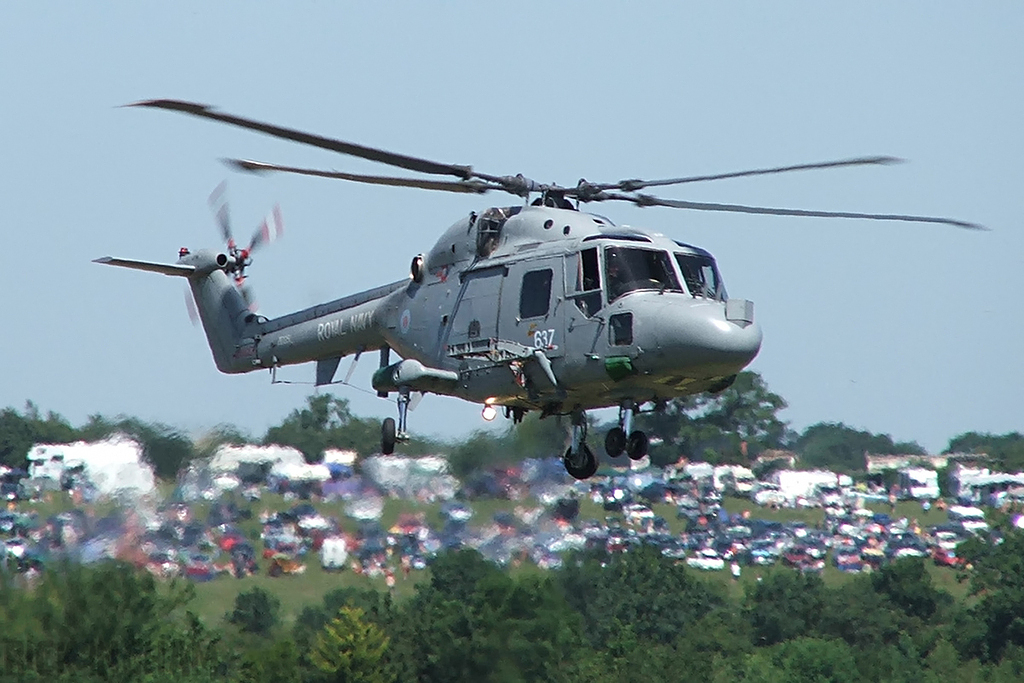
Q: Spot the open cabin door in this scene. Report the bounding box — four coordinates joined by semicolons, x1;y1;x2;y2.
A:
445;266;504;350
443;258;567;402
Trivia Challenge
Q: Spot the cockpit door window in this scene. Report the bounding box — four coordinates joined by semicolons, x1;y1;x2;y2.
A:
604;247;681;303
569;247;602;317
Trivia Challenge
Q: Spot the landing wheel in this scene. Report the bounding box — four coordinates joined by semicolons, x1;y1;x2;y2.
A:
626;431;649;461
605;428;626;458
381;417;396;455
564;444;598;480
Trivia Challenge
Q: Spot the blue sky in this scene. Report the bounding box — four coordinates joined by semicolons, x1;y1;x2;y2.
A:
1;3;1021;453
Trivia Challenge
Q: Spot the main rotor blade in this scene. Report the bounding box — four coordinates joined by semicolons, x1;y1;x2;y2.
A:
592;156;902;193
224;158;494;194
129;99;474;180
607;193;986;230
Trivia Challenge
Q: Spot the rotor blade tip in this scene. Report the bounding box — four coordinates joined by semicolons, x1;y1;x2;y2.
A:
126;98;213;115
221;158;266;174
125;98;172;109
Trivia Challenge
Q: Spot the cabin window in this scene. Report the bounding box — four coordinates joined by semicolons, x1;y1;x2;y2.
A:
604;247;681;302
571;247;602;317
675;253;726;300
609;312;633;345
519;269;553;318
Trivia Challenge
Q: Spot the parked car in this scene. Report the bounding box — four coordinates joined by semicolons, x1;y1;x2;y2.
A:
686;548;725;571
932;546;964;568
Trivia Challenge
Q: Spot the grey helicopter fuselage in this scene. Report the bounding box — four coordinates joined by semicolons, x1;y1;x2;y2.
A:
190;203;762;417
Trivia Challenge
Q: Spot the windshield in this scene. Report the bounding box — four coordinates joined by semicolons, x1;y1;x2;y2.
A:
675;253;726;300
604;247;680;302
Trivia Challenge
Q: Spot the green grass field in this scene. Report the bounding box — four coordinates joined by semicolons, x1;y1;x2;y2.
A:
691;551;970;603
181;493;970;628
189;560;429;627
720;497;950;528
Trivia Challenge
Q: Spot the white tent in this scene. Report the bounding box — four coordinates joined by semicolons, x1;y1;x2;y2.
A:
26;436;156;498
362;455;457;500
323;449;358;466
683;462;714;481
270;461;331;482
769;469;850;502
208;444;305;473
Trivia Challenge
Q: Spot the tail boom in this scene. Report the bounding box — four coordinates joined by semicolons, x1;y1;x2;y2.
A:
96;250;407;376
253;281;407;369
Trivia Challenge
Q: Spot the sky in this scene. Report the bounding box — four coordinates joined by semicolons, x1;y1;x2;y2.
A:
1;3;1021;454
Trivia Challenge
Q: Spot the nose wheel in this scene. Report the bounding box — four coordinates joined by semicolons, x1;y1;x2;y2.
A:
563;410;598;480
604;401;649;460
625;430;649;460
605;428;626;457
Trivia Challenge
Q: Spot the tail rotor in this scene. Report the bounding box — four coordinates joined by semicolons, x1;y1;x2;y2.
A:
208;180;235;250
184;286;200;326
247;204;284;254
206;182;283;313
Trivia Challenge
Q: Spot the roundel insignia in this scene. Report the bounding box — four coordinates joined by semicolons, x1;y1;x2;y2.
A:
400;309;412;334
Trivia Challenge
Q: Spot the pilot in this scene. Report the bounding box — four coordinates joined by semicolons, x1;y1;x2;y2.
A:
606;250;628;300
476;207;506;257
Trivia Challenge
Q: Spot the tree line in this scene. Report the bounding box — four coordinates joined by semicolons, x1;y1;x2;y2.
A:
6;527;1024;682
2;371;1021;479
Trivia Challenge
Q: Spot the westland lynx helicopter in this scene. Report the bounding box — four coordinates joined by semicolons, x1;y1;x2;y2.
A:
96;99;982;480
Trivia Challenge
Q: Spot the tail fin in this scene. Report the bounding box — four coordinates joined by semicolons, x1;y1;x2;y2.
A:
94;250;255;374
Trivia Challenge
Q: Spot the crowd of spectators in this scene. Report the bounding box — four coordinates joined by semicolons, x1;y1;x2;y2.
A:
3;445;1016;585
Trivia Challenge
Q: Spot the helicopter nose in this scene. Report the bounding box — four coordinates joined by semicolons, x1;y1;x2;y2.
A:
647;301;762;374
696;314;762;369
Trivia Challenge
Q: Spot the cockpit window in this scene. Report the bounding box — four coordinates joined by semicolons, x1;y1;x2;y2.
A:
675;253;726;300
604;247;681;302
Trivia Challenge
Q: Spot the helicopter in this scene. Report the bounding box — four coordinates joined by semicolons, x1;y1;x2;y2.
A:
95;99;982;480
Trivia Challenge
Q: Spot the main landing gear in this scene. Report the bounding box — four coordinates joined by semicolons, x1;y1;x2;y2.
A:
604;400;649;461
381;387;412;455
563;410;598;480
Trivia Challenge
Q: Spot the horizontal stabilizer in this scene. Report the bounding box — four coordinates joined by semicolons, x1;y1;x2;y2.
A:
316;356;343;386
93;256;195;277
